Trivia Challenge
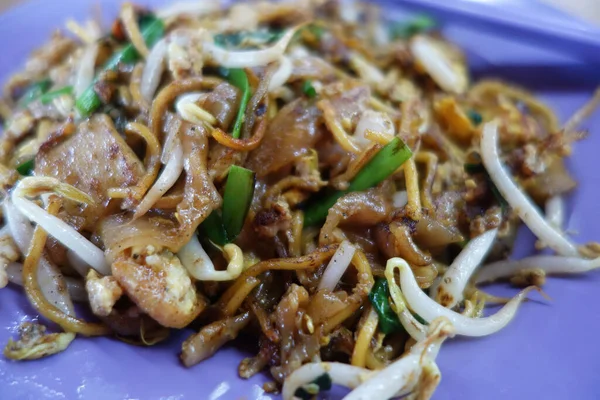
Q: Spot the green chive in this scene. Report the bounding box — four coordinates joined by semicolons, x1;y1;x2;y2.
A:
200;211;228;247
293;373;332;400
302;80;317;98
467;110;483;126
19;79;52;107
40;86;73;105
76;16;164;117
222;165;256;241
303;137;413;226
369;278;404;334
219;68;251;139
390;14;437;39
16;159;35;176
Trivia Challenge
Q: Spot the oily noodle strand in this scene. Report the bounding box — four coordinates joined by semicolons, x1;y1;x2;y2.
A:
121;2;149;58
403;158;422;220
23;197;111;336
216;245;340;313
129;63;150;112
210;117;268;151
222;277;260;317
351;306;379;368
414;151;438;211
318;99;362;154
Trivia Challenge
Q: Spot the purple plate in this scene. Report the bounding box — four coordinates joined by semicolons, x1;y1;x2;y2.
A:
2;1;600;399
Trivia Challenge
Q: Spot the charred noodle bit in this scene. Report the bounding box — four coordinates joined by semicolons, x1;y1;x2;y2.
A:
388;257;537;337
12;177;110;275
433;228;498;308
481;122;579;256
22;197;110;336
350;306;379;367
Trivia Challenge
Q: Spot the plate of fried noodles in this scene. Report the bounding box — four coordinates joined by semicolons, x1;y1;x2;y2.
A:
1;0;600;399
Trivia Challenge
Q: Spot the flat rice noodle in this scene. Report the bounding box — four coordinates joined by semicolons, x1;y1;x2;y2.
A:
523;157;576;203
101;124;221;257
322;81;371;128
199;82;241;131
289;56;338;83
246;98;323;177
35;115;144;227
413;214;464;248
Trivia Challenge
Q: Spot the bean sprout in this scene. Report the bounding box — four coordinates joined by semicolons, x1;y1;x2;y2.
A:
481;121;579;256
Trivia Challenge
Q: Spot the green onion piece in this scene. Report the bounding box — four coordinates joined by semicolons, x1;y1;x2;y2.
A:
369;278;404;334
464;163;508;212
467;110;483;126
75;16;165;117
302;80;317;98
222;165;256;241
16;159;35;176
219;68;251;139
390;14;437;39
19;79;52;107
200;211;228;247
40;86;73;105
303;137;413;226
293;373;332;400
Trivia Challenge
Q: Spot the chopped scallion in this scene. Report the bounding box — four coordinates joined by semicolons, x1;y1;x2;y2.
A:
40;86;73;105
19;79;52;107
201;166;256;245
219;68;251;139
303;137;413;226
369;278;404;334
76;16;164;117
222;165;256;241
200;211;228;247
16;159;35;176
467;110;483;126
302;80;317;98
